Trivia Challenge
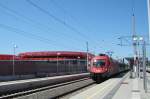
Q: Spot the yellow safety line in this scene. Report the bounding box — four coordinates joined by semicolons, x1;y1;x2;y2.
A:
86;79;117;99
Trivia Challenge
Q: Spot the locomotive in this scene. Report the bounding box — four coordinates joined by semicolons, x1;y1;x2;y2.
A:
89;54;129;83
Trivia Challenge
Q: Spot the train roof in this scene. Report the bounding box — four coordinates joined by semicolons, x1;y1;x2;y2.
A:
92;55;109;60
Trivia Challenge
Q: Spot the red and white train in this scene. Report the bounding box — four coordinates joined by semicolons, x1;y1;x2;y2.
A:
89;54;129;83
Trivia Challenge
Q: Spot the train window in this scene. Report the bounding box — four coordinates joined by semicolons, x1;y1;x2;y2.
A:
93;59;105;67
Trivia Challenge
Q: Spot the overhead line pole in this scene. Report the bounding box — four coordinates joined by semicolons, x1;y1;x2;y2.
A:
132;12;138;78
142;40;147;92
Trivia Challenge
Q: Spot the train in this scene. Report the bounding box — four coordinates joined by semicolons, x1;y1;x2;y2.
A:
89;54;129;83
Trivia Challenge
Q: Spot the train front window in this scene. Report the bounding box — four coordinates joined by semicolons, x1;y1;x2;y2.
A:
93;59;105;67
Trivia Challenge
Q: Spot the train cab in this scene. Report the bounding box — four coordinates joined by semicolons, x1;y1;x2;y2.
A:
89;54;110;83
90;54;109;74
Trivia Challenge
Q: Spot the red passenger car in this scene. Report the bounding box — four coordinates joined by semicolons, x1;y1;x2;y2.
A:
89;54;128;83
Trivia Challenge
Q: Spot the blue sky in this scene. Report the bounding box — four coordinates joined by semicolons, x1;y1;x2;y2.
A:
0;0;149;58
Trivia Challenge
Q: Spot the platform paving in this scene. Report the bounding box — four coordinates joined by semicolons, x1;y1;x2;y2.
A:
70;73;128;99
70;72;150;99
112;72;150;99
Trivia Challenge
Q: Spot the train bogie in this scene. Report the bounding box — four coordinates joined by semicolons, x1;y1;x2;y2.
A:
90;73;103;83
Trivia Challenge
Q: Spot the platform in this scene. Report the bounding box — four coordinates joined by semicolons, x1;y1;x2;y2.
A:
0;73;89;94
70;72;150;99
70;73;128;99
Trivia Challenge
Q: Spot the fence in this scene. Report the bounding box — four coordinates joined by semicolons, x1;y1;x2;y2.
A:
0;59;87;77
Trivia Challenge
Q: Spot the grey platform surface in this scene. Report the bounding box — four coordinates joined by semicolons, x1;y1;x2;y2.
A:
70;73;128;99
0;73;89;86
112;72;150;99
70;72;150;99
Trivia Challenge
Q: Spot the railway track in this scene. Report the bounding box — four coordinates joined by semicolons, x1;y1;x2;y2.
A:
0;78;94;99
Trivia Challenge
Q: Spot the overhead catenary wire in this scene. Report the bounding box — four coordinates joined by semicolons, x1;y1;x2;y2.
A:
0;23;81;50
50;0;83;28
26;0;89;42
50;0;102;48
0;23;57;48
0;2;82;48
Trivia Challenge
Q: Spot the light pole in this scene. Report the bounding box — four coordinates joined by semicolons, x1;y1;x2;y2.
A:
133;36;144;78
142;40;147;92
138;37;143;77
12;44;17;76
133;36;147;92
57;52;60;74
133;36;139;78
77;56;80;72
86;42;89;71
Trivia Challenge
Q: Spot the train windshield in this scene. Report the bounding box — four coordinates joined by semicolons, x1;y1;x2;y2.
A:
93;59;105;67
